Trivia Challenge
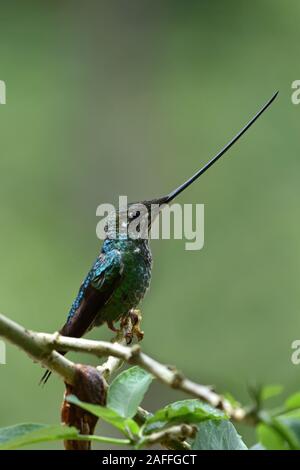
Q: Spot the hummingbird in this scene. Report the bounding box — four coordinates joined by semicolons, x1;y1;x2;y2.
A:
40;92;278;384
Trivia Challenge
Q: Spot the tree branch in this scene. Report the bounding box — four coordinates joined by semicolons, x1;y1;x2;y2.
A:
138;424;197;448
134;406;191;450
0;312;246;421
0;313;75;384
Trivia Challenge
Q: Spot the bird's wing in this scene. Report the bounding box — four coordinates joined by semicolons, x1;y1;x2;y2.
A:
40;250;124;385
60;250;124;338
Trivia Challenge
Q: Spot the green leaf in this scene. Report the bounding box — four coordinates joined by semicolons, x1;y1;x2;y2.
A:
143;399;226;434
108;366;153;418
260;384;283;401
0;423;78;450
191;420;247;450
256;423;289;450
273;409;300;450
67;395;139;437
285;392;300;411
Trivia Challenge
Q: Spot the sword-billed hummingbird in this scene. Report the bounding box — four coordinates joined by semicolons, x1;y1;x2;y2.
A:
41;92;278;384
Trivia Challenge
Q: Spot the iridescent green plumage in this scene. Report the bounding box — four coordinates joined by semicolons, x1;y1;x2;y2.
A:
67;237;152;332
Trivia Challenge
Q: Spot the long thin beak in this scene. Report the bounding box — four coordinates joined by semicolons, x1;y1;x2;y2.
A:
163;91;278;204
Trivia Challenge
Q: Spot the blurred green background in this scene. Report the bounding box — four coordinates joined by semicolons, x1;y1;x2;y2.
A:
0;0;299;449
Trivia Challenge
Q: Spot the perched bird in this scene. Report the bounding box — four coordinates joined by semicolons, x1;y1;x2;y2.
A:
41;92;278;384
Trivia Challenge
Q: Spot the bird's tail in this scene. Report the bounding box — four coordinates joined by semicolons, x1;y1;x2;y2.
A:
39;349;67;386
39;369;52;385
39;310;93;386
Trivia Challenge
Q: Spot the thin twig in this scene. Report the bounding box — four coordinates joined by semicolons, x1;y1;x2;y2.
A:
97;335;126;380
138;424;196;448
134;407;191;450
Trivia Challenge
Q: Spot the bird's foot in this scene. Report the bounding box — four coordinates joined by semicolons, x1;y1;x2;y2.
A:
121;309;144;344
129;308;144;341
106;320;119;333
129;309;144;342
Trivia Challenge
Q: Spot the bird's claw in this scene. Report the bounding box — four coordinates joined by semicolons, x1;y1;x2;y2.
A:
130;309;144;342
107;320;119;332
121;309;144;344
